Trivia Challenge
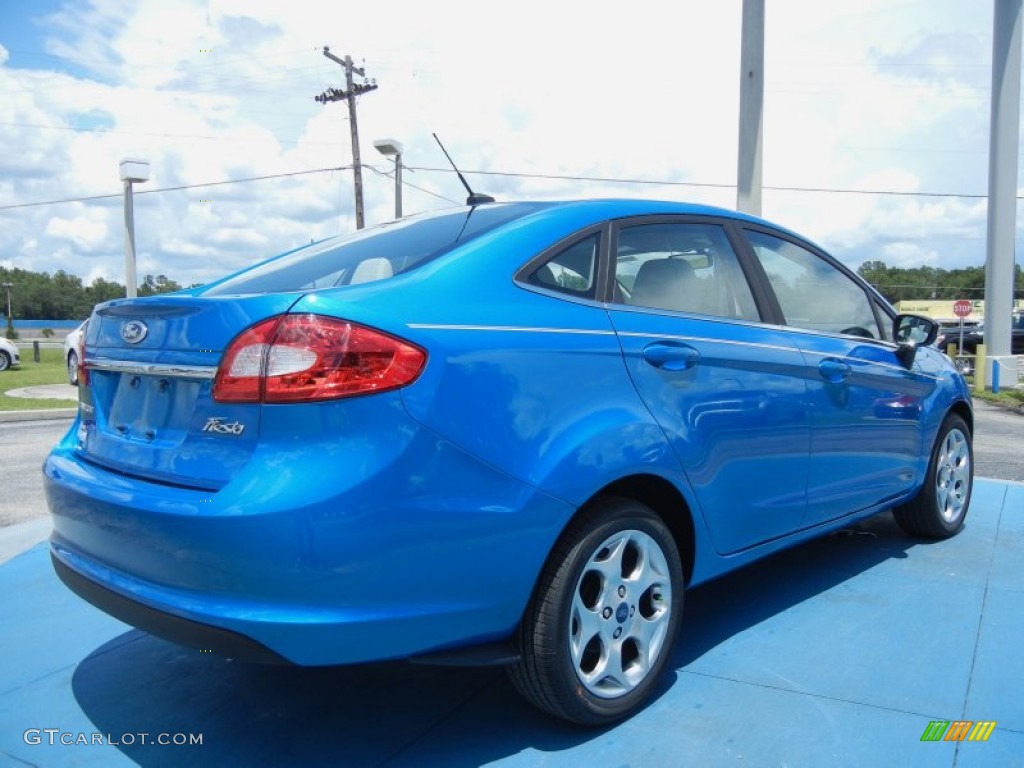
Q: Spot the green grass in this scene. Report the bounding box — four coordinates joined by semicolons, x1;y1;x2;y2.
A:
973;388;1024;409
0;346;77;411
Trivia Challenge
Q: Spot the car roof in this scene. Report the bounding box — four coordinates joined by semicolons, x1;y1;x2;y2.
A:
491;198;814;249
526;197;761;220
490;198;767;223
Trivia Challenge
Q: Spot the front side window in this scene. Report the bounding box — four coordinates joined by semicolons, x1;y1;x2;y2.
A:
746;231;880;339
613;222;759;321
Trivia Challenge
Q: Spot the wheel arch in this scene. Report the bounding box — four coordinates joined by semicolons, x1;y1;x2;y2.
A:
587;473;697;586
947;398;973;436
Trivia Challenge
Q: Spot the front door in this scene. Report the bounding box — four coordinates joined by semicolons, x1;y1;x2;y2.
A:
741;229;936;524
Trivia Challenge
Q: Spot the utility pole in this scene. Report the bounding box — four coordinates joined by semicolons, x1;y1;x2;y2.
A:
315;47;378;229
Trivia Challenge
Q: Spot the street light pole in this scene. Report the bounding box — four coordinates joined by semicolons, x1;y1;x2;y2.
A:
123;179;138;298
393;150;403;219
373;138;404;220
2;281;13;340
119;158;150;298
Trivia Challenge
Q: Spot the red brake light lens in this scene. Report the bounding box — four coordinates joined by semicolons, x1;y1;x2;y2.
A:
213;314;426;403
76;324;89;387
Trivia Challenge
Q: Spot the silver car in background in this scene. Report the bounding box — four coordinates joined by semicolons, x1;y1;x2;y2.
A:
0;336;20;372
63;321;87;385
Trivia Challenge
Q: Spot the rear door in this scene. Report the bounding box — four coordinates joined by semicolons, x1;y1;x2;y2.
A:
739;228;936;524
78;293;301;489
606;217;811;555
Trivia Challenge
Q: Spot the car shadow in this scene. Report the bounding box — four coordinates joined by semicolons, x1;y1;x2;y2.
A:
672;510;916;668
70;512;923;768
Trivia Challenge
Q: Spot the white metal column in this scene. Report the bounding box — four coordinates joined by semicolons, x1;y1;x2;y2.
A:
984;0;1022;365
737;0;765;216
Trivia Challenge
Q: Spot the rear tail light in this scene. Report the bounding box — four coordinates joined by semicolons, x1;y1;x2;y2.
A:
213;314;426;403
77;327;89;387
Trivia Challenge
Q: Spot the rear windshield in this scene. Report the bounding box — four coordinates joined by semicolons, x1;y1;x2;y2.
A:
202;203;547;296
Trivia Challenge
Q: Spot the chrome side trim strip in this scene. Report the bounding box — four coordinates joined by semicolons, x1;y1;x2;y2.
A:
85;359;218;380
407;324;615;336
791;347;941;379
615;330;798;356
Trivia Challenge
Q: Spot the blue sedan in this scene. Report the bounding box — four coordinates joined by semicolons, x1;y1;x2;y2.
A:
45;199;973;724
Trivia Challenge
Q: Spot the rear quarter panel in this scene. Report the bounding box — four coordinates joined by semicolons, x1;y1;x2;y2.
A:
289;208;686;507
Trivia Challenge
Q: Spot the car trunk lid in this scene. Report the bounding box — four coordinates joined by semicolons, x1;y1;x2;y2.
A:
77;293;302;490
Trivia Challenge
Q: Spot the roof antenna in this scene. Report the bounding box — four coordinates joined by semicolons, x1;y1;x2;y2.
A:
432;133;495;206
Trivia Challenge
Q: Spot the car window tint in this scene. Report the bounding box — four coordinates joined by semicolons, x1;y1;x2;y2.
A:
203;203;546;296
746;231;881;338
528;234;599;298
613;222;759;320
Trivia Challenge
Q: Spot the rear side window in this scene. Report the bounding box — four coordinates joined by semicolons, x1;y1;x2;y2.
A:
527;234;599;299
203;203;546;296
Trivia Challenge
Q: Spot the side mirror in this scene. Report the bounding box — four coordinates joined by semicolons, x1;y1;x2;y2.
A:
893;314;939;368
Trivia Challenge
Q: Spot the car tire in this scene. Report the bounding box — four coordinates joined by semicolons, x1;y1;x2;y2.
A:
893;413;973;539
0;350;10;372
508;497;684;725
67;350;79;385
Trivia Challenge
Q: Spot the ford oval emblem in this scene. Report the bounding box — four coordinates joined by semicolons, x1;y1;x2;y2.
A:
121;320;148;344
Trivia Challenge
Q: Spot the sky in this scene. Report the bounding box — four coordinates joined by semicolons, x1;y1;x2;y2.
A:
0;0;1015;289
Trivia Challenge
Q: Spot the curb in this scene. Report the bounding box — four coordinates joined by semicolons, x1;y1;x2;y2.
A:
0;408;76;423
973;394;1024;417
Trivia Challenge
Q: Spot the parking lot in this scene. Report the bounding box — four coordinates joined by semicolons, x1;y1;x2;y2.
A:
0;404;1021;766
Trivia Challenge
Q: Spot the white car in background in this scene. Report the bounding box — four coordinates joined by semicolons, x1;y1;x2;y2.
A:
0;336;20;372
63;321;87;385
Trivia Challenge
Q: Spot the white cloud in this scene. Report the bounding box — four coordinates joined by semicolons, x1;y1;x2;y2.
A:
44;211;110;252
880;241;941;268
0;0;1016;292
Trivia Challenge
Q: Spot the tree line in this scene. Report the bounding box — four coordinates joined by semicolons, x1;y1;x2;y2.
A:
0;267;184;321
856;261;1024;304
1;261;1021;322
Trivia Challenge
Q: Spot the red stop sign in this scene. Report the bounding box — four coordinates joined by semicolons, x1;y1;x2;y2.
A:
953;300;972;318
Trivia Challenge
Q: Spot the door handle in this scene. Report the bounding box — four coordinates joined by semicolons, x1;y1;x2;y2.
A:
818;358;851;383
642;342;700;371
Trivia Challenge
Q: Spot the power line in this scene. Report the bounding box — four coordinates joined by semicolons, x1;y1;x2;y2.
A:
363;164;459;205
0;166;351;211
2;161;1016;213
406;165;996;200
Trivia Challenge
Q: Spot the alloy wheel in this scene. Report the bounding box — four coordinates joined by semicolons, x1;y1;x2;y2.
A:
568;529;672;698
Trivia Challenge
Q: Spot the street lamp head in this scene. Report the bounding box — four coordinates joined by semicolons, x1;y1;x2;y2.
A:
119;158;150;183
373;139;403;157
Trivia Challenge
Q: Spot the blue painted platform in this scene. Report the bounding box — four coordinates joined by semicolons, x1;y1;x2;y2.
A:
1;479;1021;767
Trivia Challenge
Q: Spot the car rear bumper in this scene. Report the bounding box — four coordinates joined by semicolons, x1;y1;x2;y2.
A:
44;408;574;666
51;552;288;664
